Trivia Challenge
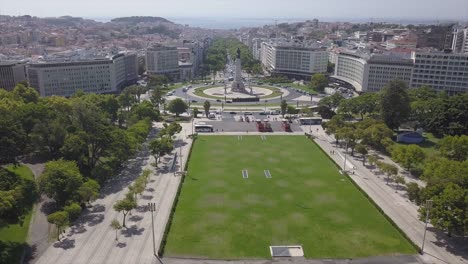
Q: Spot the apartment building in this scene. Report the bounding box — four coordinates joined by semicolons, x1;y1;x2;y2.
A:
28;53;138;97
0;61;27;90
146;45;179;80
260;40;328;79
411;51;468;93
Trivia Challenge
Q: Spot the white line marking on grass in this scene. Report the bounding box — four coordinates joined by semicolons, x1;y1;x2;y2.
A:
264;170;272;178
242;169;248;179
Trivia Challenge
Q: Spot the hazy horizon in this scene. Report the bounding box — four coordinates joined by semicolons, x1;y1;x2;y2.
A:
2;0;468;23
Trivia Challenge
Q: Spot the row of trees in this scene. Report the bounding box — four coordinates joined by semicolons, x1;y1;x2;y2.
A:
318;80;467;136
0;83;158;239
201;38;262;80
320;79;468;237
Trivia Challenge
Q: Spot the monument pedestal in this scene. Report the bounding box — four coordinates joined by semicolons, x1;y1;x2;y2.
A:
231;81;245;92
231;47;247;94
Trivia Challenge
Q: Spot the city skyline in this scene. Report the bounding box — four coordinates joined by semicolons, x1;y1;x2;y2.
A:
2;0;468;21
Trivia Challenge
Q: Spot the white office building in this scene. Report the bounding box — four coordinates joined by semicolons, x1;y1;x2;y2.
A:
28;53;138;97
260;40;328;79
333;51;413;92
411;51;468;93
146;45;179;80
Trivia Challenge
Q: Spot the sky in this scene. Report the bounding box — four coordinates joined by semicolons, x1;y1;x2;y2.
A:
1;0;468;22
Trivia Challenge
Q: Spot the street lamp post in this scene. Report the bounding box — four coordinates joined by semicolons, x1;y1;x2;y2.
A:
421;199;433;254
148;202;157;256
343;140;349;173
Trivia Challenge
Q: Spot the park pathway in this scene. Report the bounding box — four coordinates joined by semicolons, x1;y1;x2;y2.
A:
34;122;193;264
303;125;468;264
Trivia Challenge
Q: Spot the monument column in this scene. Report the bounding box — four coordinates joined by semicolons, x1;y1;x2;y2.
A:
231;48;246;93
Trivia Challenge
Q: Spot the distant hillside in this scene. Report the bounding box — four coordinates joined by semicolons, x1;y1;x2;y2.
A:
111;16;172;24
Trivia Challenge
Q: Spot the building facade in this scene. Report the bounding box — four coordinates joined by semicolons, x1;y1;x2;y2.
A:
411;51;468;94
146;45;179;80
0;61;27;90
260;41;328;79
28;53;138;97
333;51;413;92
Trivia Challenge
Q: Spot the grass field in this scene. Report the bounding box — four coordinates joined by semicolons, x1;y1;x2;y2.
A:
164;136;415;259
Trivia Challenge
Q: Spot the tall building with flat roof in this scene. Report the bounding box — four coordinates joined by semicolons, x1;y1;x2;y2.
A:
260;40;328;79
0;61;27;90
411;51;468;94
146;45;179;80
28;53;138;97
333;51;413;92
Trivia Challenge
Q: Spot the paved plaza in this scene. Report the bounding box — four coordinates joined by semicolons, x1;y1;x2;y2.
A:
34;123;194;264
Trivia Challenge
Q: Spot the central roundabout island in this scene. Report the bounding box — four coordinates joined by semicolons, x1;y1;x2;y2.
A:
188;85;289;100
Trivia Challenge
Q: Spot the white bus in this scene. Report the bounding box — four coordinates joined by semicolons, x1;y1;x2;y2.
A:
194;124;214;132
299;117;322;125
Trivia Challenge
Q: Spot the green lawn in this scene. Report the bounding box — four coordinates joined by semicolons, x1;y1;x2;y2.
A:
164;136;415;259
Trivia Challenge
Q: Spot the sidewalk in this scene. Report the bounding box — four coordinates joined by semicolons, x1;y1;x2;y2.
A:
305;125;468;264
34;123;193;264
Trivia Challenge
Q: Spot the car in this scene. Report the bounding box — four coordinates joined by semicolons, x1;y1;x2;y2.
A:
226;100;232;103
259;112;266;115
244;112;253;116
229;111;237;114
204;82;208;85
191;100;198;103
216;99;222;102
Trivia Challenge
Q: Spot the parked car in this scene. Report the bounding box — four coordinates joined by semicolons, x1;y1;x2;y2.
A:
191;100;198;103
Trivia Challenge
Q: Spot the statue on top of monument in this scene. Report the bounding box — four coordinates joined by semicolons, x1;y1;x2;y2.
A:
236;47;241;59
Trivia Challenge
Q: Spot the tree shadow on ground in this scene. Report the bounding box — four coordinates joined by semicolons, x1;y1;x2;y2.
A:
122;225;145;237
78;212;104;227
116;242;127;248
129;215;144;222
135;205;148;213
40;200;56;215
53;238;75;250
141;195;154;200
90;204;105;213
427;226;468;263
68;224;87;236
99;127;160;197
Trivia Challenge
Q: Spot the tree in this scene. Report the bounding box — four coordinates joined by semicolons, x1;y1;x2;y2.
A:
379;79;411;130
47;211;69;241
355;144;368;165
149;137;173;164
310;73;328;92
391;145;425;171
203;101;211;118
110;219;122;241
0;114;27;165
161;122;182;138
12;84;39;104
150;87;163;107
420;183;466;237
394;175;406;191
39;160;84;207
318;93;344;113
438;135;468;162
368;154;379;169
379;162;399;185
193;107;199;118
113;196;137;228
78;179;100;205
167;98;188;117
64;203;82;221
406;182;421;204
280;100;287;117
